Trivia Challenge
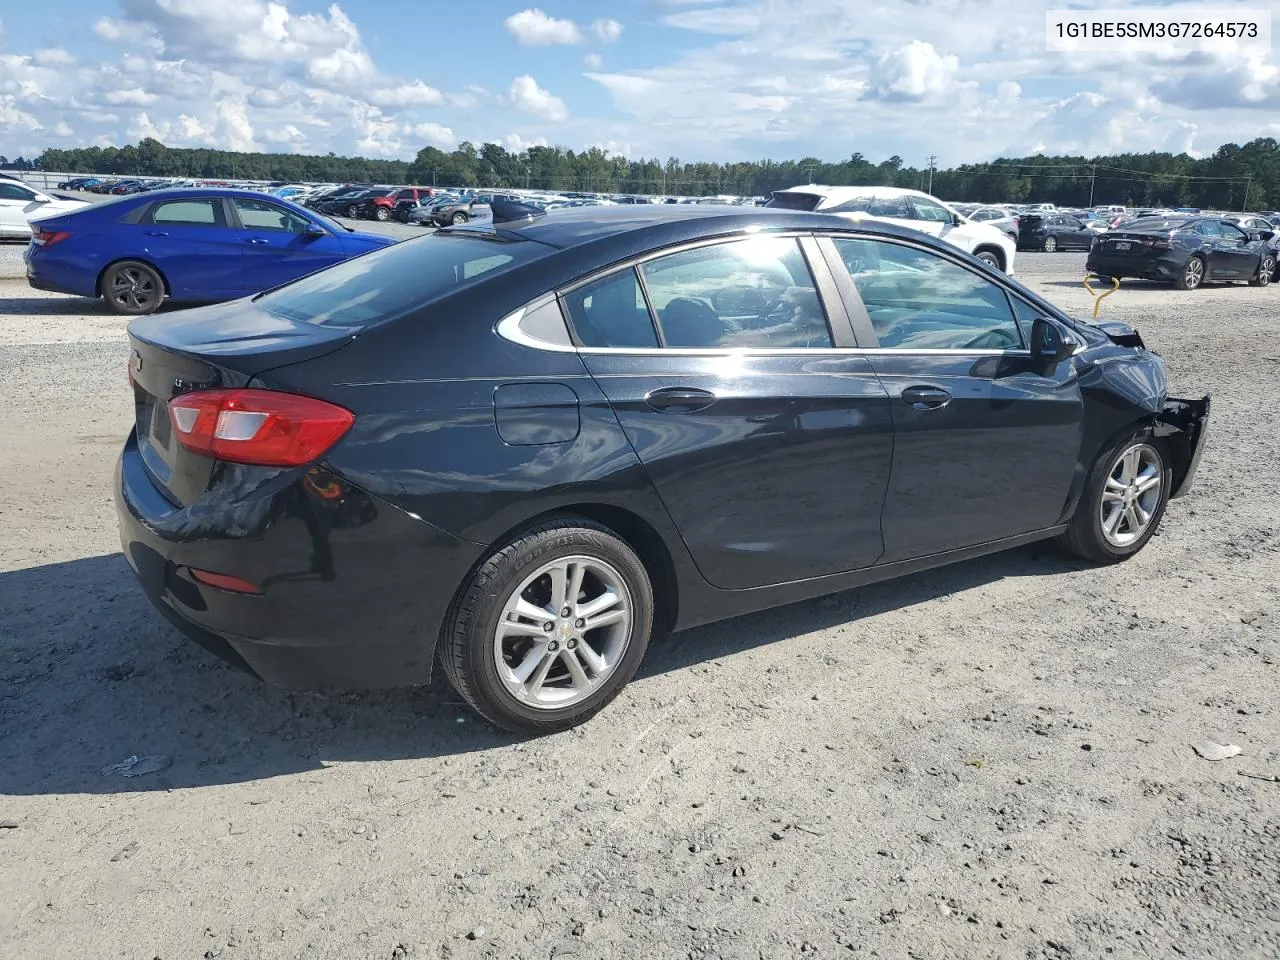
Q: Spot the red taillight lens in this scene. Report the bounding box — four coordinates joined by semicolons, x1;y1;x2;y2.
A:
33;229;71;247
168;388;354;467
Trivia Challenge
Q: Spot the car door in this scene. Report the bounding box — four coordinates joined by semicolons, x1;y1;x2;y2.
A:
568;235;895;590
0;181;45;236
822;234;1083;562
908;196;957;242
1215;220;1259;277
228;196;349;294
138;197;245;300
1061;217;1092;249
1190;220;1232;276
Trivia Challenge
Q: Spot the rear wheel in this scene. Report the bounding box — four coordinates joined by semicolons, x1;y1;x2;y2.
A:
101;261;163;315
1175;255;1205;290
1043;236;1058;252
1249;254;1275;287
441;520;654;733
1057;430;1169;564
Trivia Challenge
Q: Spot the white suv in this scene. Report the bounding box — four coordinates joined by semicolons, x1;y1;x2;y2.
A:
766;185;1017;274
0;180;90;239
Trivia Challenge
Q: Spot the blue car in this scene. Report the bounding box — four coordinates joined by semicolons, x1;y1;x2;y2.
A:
25;188;395;315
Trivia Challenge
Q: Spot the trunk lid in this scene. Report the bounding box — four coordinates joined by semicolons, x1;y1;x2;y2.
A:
128;299;357;506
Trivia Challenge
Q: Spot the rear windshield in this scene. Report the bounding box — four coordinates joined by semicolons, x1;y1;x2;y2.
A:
1119;218;1186;232
259;234;550;328
764;192;822;211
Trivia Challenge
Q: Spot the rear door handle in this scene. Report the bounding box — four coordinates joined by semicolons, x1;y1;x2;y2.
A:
245;238;270;245
645;387;717;413
144;231;169;237
901;386;951;410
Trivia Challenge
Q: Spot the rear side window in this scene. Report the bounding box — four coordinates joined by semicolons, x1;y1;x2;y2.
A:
641;237;832;349
562;269;659;348
152;200;222;226
260;234;549;328
764;192;822;211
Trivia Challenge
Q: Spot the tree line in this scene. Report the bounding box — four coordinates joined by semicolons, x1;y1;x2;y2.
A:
7;136;1279;209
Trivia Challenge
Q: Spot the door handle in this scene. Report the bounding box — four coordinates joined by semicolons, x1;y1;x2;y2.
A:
901;386;951;410
245;238;270;245
144;231;169;237
644;387;717;413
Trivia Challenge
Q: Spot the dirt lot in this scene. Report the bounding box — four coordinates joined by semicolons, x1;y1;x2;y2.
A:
1;244;1277;960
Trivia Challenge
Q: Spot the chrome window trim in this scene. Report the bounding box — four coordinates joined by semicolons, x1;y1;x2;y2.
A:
495;301;579;353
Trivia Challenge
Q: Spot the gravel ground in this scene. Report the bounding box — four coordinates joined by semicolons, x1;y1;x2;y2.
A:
0;249;1277;960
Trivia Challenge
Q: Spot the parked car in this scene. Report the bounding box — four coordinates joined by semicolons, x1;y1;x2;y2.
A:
1227;215;1280;253
405;195;460;225
365;187;434;221
1087;215;1275;290
113;204;1208;732
25;188;394;314
428;197;493;226
1017;214;1098;251
766;185;1017;273
315;187;395;219
966;206;1020;242
0;180;90;240
57;176;102;190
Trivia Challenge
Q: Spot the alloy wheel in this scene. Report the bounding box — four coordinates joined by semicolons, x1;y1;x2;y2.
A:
1044;236;1057;252
108;267;159;312
1099;443;1162;547
1184;258;1204;289
1261;256;1275;286
493;555;633;709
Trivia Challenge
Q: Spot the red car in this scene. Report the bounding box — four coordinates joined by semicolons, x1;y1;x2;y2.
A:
366;186;436;221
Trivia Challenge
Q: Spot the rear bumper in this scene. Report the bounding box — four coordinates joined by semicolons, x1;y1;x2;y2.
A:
115;431;486;688
1087;253;1181;281
25;246;101;298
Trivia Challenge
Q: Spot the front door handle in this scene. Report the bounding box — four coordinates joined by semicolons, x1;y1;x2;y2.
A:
144;231;169;237
645;387;717;413
901;386;951;410
245;238;270;245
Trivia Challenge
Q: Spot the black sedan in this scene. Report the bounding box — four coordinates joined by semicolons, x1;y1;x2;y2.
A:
117;205;1209;732
1017;214;1097;252
1088;216;1275;290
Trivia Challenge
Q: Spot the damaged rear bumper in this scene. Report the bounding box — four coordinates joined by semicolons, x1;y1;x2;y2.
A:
1156;395;1210;499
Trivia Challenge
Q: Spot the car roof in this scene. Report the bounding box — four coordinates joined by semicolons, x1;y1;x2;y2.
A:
773;184;932;200
448;203;946;251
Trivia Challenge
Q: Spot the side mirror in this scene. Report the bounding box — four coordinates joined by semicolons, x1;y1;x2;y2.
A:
952;213;965;226
302;223;328;239
1258;230;1274;242
1029;317;1079;363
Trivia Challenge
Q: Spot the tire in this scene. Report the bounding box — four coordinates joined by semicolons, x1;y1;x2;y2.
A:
101;261;164;315
1175;255;1205;290
1006;232;1018;244
441;519;655;733
451;211;469;225
974;250;1001;270
1057;429;1169;565
1043;236;1058;252
1249;254;1274;287
345;204;360;219
374;206;390;222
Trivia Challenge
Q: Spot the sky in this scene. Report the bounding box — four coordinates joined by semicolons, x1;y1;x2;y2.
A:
2;0;1279;166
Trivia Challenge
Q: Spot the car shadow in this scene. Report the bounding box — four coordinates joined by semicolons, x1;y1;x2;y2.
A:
0;545;1080;796
0;297;192;317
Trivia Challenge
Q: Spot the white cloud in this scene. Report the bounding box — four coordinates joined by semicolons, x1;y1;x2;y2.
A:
584;53;603;69
103;88;159;106
93;18;123;41
869;41;958;101
592;18;623;43
505;8;582;46
215;97;259;152
406;122;457;149
502;132;550;152
33;48;75;66
507;75;569;122
368;80;443;107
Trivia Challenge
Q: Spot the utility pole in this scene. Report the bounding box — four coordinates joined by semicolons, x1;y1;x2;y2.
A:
801;163;818;184
926;154;936;195
1088;164;1096;207
1243;174;1252;213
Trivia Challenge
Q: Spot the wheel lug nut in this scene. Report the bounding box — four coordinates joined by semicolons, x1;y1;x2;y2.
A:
548;641;559;651
568;639;576;650
561;607;571;617
575;618;585;628
544;622;554;632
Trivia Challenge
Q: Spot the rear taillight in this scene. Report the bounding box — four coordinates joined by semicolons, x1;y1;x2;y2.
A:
1142;238;1171;249
33;229;71;247
168;388;354;467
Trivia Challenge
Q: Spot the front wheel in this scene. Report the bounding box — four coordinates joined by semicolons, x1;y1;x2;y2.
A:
440;520;654;733
102;261;164;315
451;211;469;225
1249;254;1275;287
1057;431;1169;564
345;204;360;219
374;206;390;222
974;250;1001;269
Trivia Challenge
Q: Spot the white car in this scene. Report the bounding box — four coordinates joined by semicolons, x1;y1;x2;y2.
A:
766;185;1017;274
0;180;90;239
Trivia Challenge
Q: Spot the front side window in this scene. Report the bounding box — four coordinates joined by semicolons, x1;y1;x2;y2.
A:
832;238;1023;351
233;198;312;233
562;268;659;348
1218;221;1248;241
910;197;952;223
1194;220;1221;238
866;196;911;218
640;237;832;348
151;199;222;226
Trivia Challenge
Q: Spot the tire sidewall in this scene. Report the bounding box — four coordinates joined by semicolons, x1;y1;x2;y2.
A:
455;524;654;730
